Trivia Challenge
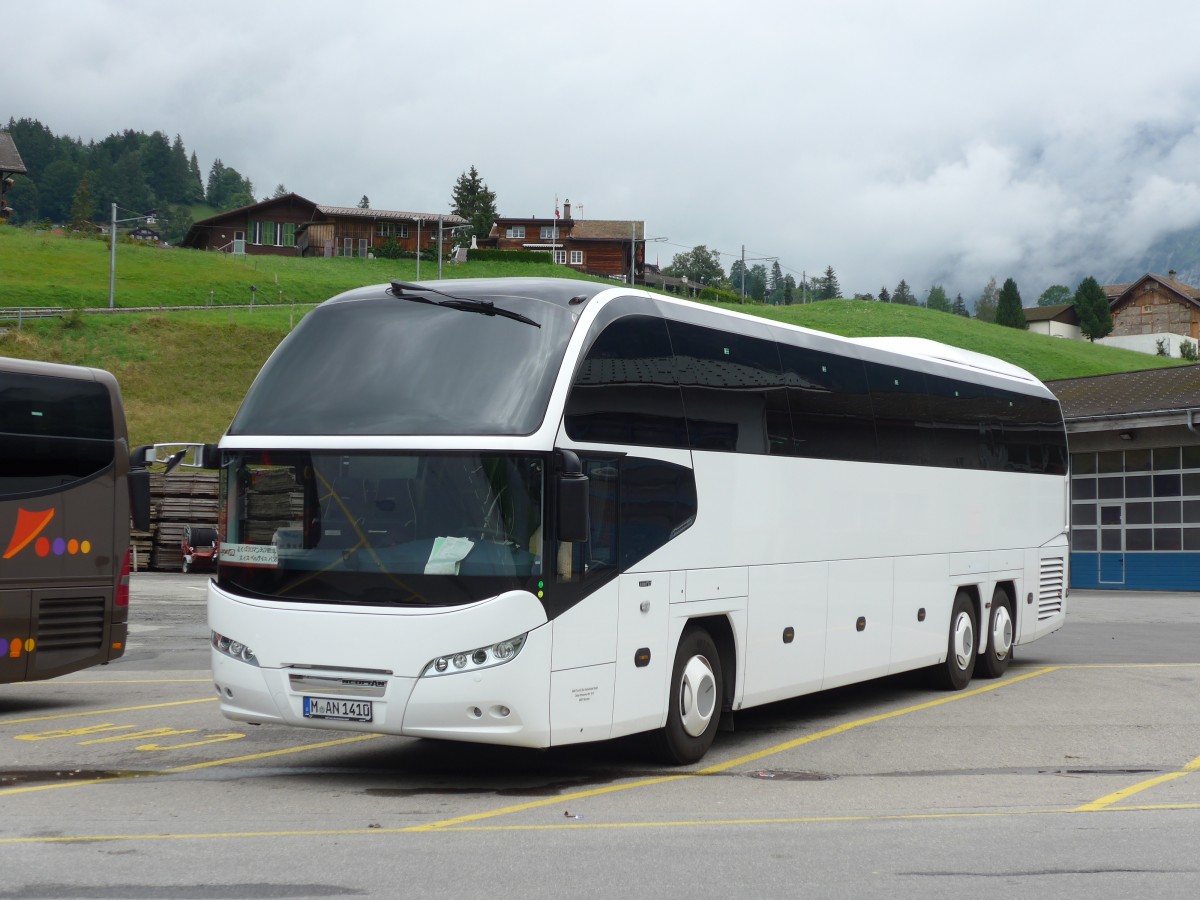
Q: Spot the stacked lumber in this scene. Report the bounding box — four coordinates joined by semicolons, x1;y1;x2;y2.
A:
144;472;221;571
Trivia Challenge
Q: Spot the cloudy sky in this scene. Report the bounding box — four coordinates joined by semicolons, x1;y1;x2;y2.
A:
7;0;1200;301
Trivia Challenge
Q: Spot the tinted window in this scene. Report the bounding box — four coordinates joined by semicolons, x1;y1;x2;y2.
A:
866;362;932;465
565;315;689;448
619;457;697;569
926;375;993;469
667;320;789;454
229;294;578;436
777;343;877;461
0;372;114;497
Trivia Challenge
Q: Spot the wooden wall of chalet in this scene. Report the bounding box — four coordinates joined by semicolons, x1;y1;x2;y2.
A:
577;244;628;278
1113;284;1200;339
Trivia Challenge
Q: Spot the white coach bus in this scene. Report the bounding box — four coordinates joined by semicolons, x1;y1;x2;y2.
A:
205;277;1069;764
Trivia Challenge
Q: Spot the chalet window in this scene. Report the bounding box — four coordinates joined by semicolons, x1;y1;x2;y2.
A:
540;226;560;240
281;223;295;247
506;225;526;239
398;225;409;238
377;223;392;237
263;221;276;246
343;238;353;257
250;221;262;245
553;250;566;264
570;250;584;265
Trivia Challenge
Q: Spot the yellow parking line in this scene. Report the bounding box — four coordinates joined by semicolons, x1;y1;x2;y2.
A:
412;666;1060;831
1075;753;1200;812
20;799;1200;845
0;697;217;726
0;733;383;797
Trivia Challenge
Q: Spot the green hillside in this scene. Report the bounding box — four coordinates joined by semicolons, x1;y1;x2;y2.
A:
0;227;1184;447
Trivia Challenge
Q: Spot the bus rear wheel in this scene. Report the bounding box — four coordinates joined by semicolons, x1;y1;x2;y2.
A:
655;627;723;765
931;590;977;691
977;587;1014;679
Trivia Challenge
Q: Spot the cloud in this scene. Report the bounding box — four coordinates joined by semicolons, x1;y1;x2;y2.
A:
8;0;1200;299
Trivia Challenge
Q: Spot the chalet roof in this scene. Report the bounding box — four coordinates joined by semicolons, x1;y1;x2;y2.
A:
317;206;467;226
0;132;28;174
1023;303;1078;323
490;217;644;241
190;192;320;226
1046;365;1200;421
1103;273;1200;305
570;220;644;241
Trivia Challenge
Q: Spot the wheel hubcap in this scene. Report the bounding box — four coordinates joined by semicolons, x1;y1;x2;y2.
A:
952;611;974;671
992;605;1013;660
678;654;717;738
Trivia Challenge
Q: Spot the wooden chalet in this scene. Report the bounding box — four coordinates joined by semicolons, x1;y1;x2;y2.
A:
1103;272;1200;341
481;199;645;281
181;193;466;258
1022;302;1081;338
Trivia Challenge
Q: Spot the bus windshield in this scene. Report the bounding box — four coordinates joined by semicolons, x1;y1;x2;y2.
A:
227;293;580;436
217;451;545;606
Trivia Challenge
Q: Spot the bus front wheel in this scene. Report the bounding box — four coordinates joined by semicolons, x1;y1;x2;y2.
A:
976;587;1014;679
931;591;977;691
655;627;723;765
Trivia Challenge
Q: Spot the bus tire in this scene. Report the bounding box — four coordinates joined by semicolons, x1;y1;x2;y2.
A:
931;590;977;691
977;587;1014;679
655;627;723;765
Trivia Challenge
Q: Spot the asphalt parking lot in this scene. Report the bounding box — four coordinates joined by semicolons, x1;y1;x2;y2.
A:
1;577;1198;899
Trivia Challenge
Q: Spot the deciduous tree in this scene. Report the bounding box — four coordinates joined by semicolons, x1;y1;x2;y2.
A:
1037;284;1072;307
974;277;999;322
926;284;951;312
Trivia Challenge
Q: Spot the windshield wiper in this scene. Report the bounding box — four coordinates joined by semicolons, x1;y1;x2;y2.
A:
389;281;541;328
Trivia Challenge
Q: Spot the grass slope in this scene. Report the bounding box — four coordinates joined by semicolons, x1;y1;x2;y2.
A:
0;227;1185;447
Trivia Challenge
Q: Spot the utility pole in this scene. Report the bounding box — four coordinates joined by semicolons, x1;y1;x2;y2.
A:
741;245;746;301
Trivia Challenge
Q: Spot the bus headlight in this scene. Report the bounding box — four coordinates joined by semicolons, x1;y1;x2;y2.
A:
211;630;259;666
422;633;527;677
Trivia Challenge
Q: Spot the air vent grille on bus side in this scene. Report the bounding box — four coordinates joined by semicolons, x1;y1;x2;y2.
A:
1038;557;1065;620
35;596;107;650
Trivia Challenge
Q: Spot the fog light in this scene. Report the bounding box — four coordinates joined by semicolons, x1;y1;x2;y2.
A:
453;653;467;669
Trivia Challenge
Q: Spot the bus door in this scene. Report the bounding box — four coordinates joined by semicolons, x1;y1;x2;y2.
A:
1097;501;1125;585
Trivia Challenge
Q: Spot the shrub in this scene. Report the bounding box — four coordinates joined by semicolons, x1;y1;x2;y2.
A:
467;248;552;264
1181;339;1198;362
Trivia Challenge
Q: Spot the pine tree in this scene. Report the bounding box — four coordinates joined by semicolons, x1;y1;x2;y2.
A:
358;195;370;209
878;286;891;303
205;159;226;206
1075;276;1113;341
951;293;970;316
450;165;498;247
187;151;204;203
995;277;1027;329
892;279;916;305
818;265;841;300
69;175;93;229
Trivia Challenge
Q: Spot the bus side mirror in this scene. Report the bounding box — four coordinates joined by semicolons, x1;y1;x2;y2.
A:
200;443;220;470
555;449;590;543
129;468;151;532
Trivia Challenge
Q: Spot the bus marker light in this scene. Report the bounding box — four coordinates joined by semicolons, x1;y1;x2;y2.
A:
918;608;927;622
856;617;866;632
635;648;651;668
782;627;794;644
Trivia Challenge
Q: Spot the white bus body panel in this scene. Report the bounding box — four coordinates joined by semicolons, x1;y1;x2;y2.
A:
209;582;556;747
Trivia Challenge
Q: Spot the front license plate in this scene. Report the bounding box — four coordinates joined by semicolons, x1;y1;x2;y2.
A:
303;696;373;722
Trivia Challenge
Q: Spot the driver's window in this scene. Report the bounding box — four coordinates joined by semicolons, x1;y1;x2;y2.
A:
556;457;618;582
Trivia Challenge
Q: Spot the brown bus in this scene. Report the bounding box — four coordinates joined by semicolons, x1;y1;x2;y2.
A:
0;357;150;683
